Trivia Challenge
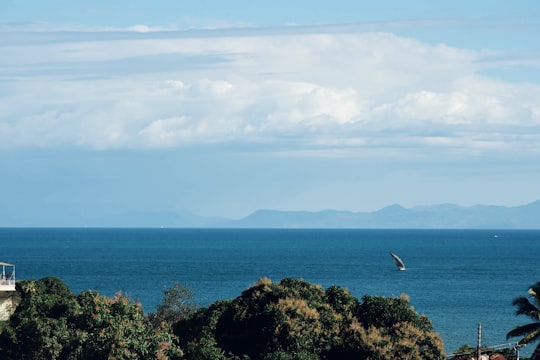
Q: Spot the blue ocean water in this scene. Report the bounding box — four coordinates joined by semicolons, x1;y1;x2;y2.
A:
1;228;539;356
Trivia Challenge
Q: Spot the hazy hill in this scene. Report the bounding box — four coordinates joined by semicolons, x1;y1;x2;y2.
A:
223;200;540;229
86;199;540;228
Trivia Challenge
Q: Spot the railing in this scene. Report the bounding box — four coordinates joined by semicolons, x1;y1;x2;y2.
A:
0;279;15;291
0;262;15;291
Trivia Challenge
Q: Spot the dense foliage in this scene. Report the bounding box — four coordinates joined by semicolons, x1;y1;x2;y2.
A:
174;277;445;360
147;281;198;329
0;277;181;360
0;276;446;360
3;275;540;359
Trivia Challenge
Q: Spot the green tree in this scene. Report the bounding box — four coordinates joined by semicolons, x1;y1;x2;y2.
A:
333;294;445;360
19;279;38;297
357;294;435;332
0;277;77;359
507;281;540;360
174;300;233;360
0;278;182;360
67;290;182;360
148;281;198;328
177;277;445;360
214;278;338;359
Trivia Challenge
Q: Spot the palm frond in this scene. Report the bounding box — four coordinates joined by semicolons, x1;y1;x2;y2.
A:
531;343;540;360
529;281;540;310
506;323;540;344
512;296;540;319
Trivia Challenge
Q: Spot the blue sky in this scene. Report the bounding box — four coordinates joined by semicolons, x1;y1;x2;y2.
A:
1;1;540;225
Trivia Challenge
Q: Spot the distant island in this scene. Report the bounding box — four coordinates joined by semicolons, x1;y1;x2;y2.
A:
88;199;540;229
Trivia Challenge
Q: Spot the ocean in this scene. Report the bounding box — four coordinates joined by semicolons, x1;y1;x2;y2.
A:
1;228;539;356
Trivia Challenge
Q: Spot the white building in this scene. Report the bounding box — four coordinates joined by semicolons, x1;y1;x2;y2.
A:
0;261;15;291
0;261;16;321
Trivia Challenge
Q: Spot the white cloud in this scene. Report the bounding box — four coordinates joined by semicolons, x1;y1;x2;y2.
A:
1;26;539;155
139;116;193;147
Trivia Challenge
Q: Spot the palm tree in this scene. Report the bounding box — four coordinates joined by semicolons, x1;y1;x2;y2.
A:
506;281;540;360
20;280;38;296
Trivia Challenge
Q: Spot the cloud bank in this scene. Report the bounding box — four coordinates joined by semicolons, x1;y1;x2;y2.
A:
1;26;539;156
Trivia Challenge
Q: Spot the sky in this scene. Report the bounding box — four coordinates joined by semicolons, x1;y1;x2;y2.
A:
1;0;540;226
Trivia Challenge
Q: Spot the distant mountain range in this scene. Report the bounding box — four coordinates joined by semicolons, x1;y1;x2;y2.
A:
90;199;540;229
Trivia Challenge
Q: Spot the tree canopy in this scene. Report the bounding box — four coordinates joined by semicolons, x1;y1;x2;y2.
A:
0;276;447;360
175;277;445;360
0;277;181;360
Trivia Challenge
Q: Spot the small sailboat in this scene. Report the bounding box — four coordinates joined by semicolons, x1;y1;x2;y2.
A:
390;252;406;271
